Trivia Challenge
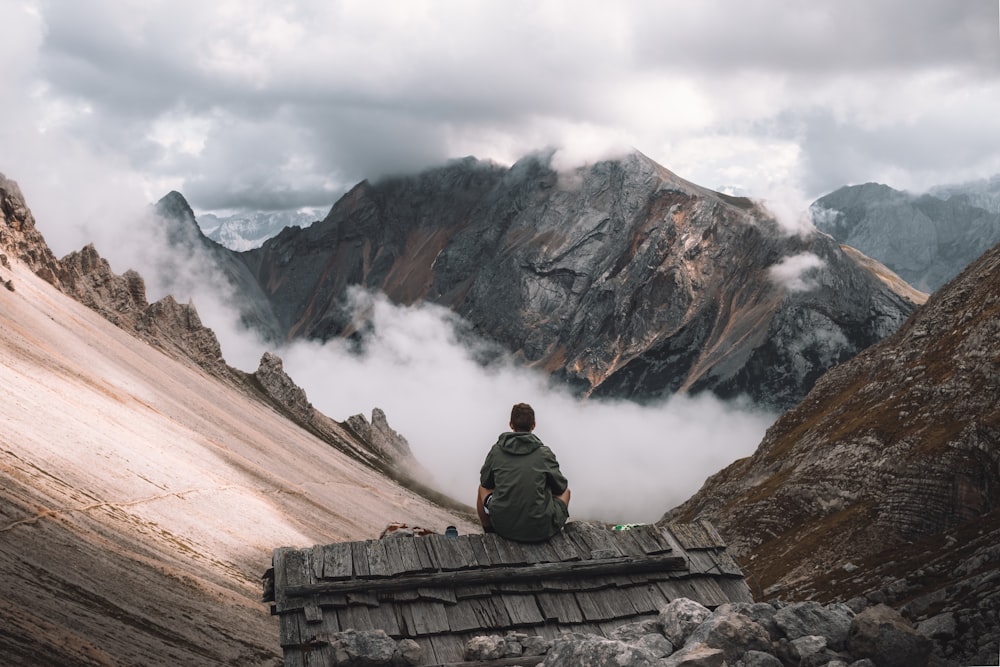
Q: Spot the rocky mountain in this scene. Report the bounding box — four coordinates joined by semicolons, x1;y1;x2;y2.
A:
667;235;1000;664
1;173;474;666
931;174;1000;214
198;209;320;251
811;181;1000;292
184;151;921;411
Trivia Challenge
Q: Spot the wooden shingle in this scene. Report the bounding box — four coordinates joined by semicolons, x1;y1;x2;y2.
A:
266;521;753;666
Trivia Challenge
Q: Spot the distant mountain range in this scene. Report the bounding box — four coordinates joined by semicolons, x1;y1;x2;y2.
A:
198;209;321;251
161;151;921;411
811;177;1000;292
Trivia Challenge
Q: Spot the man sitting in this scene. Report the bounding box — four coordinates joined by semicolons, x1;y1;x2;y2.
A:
477;403;571;542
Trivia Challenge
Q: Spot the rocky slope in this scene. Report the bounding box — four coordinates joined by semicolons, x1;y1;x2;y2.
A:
812;182;1000;292
1;173;475;666
216;151;920;411
668;236;1000;664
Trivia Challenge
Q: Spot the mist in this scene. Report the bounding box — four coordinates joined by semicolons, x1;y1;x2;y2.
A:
69;203;777;525
270;290;776;525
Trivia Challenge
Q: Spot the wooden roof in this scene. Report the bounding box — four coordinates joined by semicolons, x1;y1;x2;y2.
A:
264;520;752;666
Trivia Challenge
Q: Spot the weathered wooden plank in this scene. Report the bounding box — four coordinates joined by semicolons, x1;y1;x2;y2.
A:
716;576;755;604
478;533;504;565
454;584;492;599
496;579;544;595
278;614;302;648
666;522;726;550
427;634;465;664
345;591;378;607
518;539;558;565
365;602;402;637
465;533;494;567
467;595;512;628
311;545;325;580
366;540;392;577
547;531;583;561
709;548;745;576
684;549;718;574
610;528;648;557
351;541;371;577
491;536;529;566
418;586;458;604
628;525;667;555
413;535;437;571
500;593;544;626
284;553;687;598
536;591;584;623
425;534;473;571
336;603;373;632
575;525;624;558
452;539;480;570
381;538;411;576
404;600;452;635
303;598;323;624
574;588;637;622
622;583;668;614
444;598;485;632
321;542;354;580
657;576;730;607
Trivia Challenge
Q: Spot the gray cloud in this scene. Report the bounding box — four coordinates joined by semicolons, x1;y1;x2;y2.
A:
4;1;1000;248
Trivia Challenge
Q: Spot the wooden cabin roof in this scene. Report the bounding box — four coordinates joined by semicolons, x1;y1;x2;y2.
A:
264;520;752;666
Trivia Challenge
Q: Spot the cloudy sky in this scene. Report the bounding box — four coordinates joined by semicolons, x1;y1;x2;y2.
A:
3;0;999;255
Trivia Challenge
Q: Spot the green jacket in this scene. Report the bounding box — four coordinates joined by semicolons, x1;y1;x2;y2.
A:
479;431;569;542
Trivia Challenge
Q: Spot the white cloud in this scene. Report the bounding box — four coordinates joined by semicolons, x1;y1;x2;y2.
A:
267;290;776;524
769;252;826;292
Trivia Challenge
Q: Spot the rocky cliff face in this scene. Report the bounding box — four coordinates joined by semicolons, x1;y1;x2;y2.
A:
668;238;1000;664
812;182;1000;292
232;152;918;410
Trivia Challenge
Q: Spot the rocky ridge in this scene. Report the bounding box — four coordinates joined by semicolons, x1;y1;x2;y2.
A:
668;237;1000;664
222;151;919;410
1;174;421;484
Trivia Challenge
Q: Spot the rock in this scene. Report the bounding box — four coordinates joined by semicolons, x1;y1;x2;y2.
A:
465;635;507;661
329;629;398;665
660;643;727;667
778;635;827;664
847;604;932;667
631;633;674;658
740;650;783;667
773;601;854;650
521;635;552;657
685;604;772;664
254;351;315;423
542;635;657;666
397;638;422;665
660;598;713;646
609;617;663;642
916;612;957;641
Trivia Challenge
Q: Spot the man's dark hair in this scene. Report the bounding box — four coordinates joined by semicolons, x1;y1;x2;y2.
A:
510;403;535;432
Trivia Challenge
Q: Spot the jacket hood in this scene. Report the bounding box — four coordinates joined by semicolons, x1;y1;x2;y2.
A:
497;431;542;455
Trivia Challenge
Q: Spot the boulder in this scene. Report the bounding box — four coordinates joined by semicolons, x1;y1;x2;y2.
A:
542;635;657;666
774;601;854;650
661;643;726;667
686;604;772;664
847;604;932;667
660;598;712;646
